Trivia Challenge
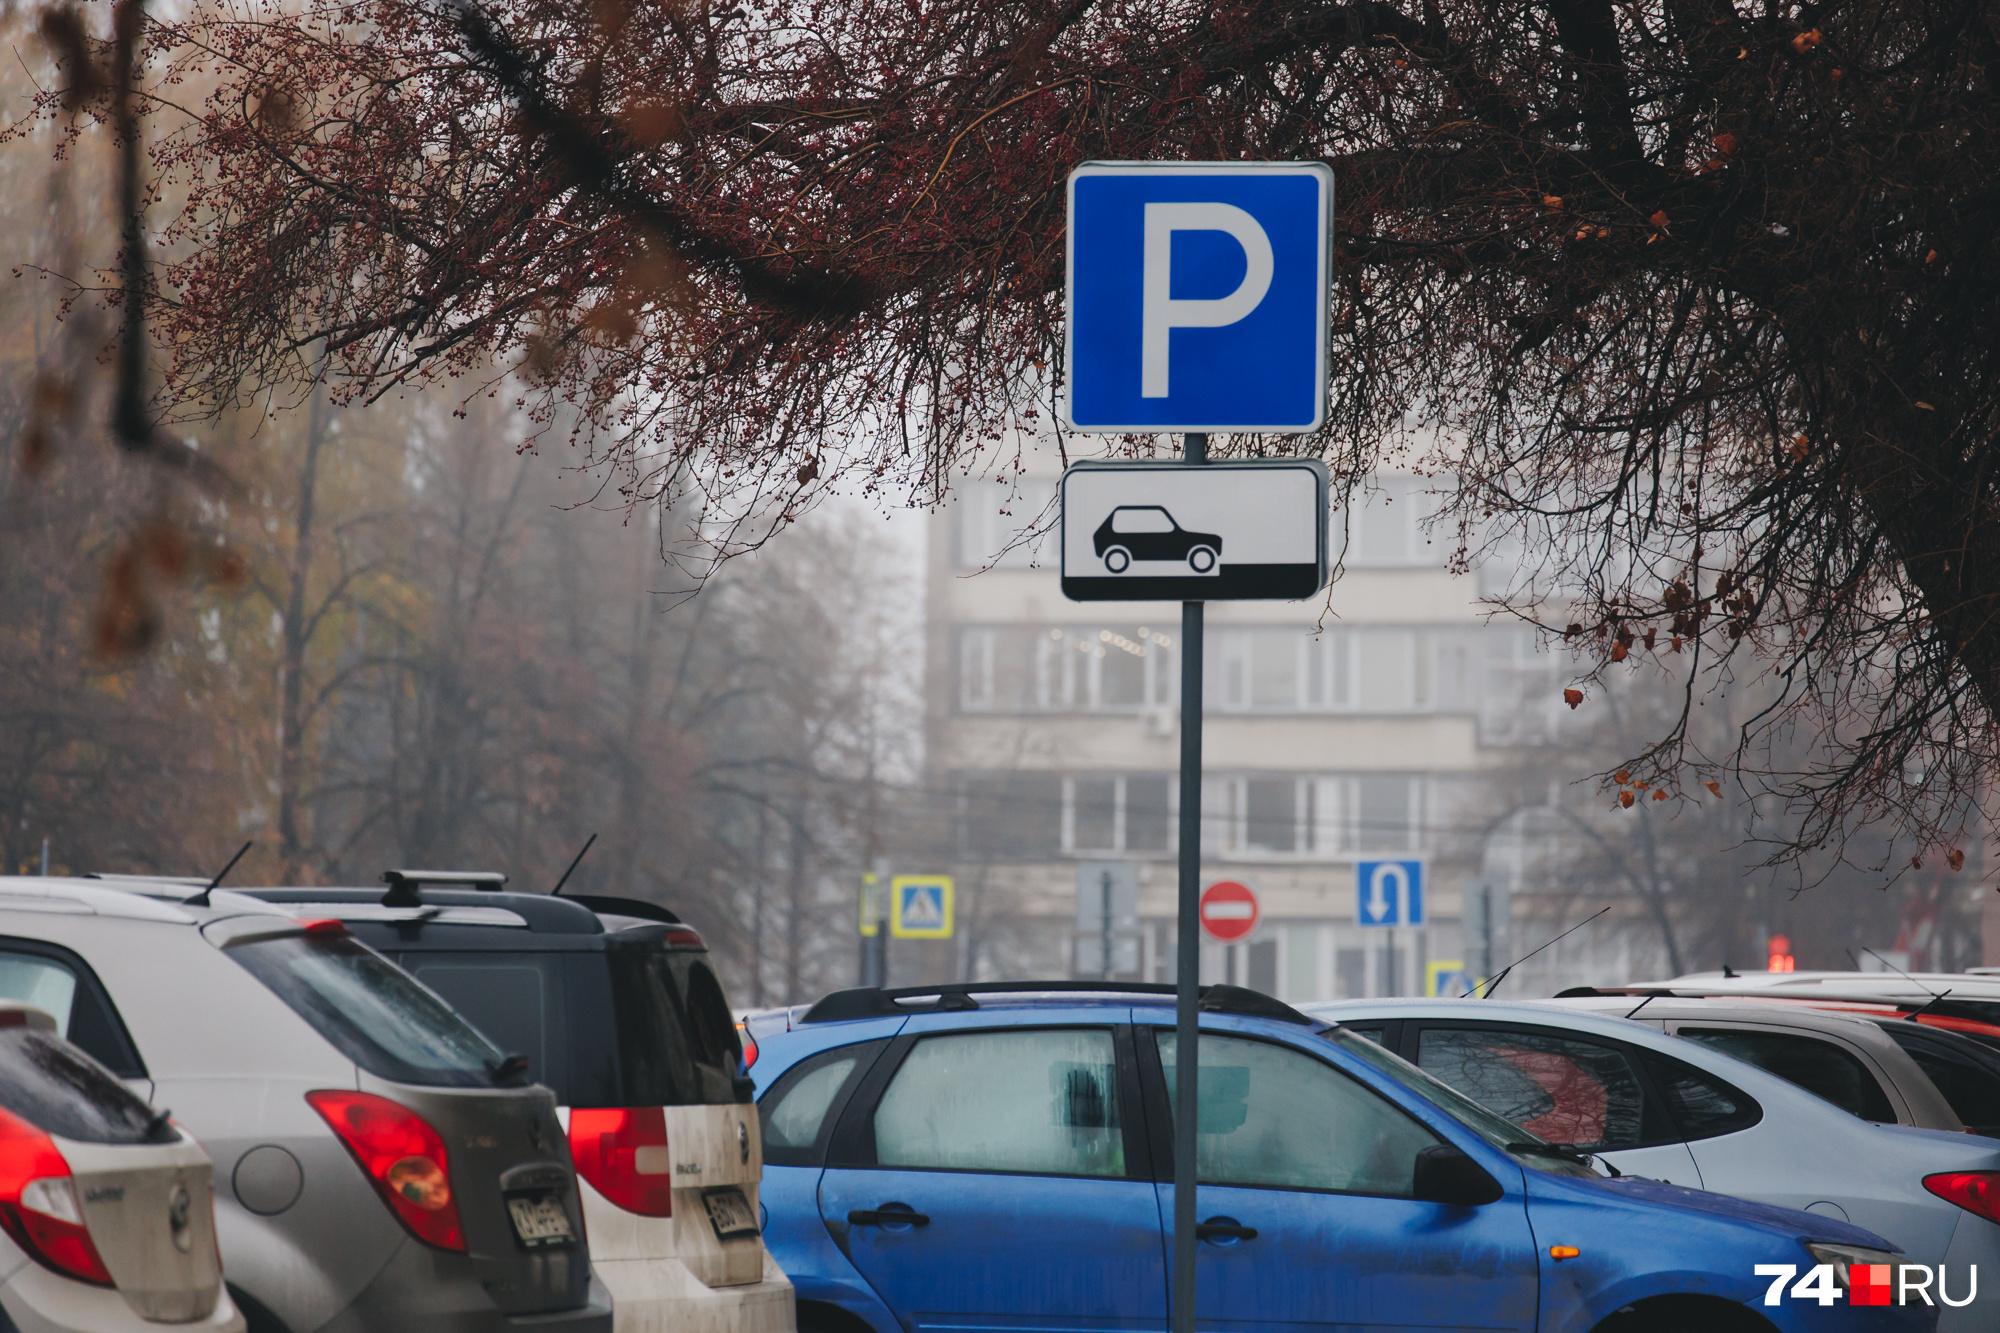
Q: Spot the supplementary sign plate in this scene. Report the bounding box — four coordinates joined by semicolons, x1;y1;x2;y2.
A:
1061;460;1327;601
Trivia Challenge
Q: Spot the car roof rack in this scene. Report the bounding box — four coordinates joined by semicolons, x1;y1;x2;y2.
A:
381;869;506;907
798;981;1314;1026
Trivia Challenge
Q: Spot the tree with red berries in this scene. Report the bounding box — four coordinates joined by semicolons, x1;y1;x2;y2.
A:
26;0;2000;872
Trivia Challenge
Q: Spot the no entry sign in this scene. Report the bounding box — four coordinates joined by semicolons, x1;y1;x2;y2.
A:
1199;880;1260;942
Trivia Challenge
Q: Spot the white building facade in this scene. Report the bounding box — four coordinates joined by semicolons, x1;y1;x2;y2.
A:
924;465;1613;1000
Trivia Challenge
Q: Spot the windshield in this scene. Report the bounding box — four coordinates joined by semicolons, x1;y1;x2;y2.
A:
1324;1026;1607;1178
227;934;507;1088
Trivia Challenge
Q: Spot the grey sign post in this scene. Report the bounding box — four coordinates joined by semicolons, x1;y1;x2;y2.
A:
1075;861;1140;978
1065;160;1331;1333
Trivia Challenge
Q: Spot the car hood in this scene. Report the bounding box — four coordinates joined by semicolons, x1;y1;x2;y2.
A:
1578;1174;1899;1251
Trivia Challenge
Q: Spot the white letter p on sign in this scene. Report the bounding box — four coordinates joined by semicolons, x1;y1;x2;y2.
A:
1141;203;1274;398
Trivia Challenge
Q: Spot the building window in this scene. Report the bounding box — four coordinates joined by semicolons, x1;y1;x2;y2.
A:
1062;774;1176;855
962;622;1526;718
955;479;1058;570
959;772;1062;860
1335;477;1435;568
1200;775;1424;860
1213;629;1437;714
960;626;1175;713
1479;627;1566;745
1125;776;1172;851
958;626;1046;711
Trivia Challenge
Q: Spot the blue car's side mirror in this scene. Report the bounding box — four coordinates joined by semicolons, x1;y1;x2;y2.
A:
1412;1145;1503;1206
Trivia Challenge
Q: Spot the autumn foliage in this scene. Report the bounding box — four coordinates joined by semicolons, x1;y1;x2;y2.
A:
16;0;2000;868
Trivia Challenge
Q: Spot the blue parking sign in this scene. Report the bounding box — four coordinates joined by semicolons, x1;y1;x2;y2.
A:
1065;161;1332;434
1356;860;1424;928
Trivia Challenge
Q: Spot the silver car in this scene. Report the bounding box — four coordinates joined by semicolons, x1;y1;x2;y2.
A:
0;1001;242;1333
1307;996;2000;1331
0;878;612;1333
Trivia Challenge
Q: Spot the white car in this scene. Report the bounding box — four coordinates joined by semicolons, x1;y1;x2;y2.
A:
1635;969;2000;1024
0;1001;242;1333
1306;996;2000;1331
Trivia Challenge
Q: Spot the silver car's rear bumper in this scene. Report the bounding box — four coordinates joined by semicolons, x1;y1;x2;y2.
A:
313;1247;613;1333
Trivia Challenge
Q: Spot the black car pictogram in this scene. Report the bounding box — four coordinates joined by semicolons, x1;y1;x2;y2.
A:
1092;506;1222;574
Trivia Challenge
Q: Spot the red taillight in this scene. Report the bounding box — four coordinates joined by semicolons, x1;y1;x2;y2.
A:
569;1108;673;1216
665;927;704;947
306;1091;465;1251
736;1021;759;1069
300;918;347;937
0;1106;114;1286
1924;1172;2000;1224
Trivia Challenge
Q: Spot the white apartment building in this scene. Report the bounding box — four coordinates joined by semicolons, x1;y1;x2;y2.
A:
922;463;1624;1001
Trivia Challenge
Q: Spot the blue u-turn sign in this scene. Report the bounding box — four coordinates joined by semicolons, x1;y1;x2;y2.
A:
1356;860;1425;928
1065;161;1333;434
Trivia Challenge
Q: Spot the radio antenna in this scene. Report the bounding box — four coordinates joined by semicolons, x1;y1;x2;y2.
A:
1463;906;1613;999
551;834;597;897
184;841;253;907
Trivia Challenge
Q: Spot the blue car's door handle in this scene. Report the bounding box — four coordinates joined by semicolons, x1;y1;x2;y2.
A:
849;1208;931;1227
1196;1220;1257;1241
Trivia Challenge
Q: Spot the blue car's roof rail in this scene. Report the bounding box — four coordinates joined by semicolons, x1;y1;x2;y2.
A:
798;981;1314;1026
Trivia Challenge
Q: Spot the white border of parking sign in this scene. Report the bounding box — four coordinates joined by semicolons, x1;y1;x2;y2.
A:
1064;161;1332;435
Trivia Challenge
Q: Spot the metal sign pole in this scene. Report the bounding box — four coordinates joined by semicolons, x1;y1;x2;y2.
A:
1172;431;1206;1333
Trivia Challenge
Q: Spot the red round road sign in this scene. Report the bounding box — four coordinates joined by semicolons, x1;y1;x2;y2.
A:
1199;880;1260;942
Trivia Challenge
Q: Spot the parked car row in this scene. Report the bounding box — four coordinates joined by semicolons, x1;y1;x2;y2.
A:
0;873;787;1333
9;859;1992;1333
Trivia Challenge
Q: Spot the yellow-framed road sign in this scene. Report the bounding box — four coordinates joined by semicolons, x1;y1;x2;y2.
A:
890;875;954;939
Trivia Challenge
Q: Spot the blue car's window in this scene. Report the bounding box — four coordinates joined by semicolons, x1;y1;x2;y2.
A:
771;1058;861;1147
1416;1027;1647;1151
874;1029;1124;1178
762;1040;886;1167
1158;1032;1438;1196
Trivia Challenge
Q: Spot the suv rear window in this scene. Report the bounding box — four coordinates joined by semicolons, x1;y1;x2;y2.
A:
0;1028;169;1145
393;941;745;1108
227;934;507;1088
608;947;743;1106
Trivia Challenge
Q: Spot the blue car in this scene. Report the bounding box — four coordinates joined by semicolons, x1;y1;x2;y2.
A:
743;983;1934;1333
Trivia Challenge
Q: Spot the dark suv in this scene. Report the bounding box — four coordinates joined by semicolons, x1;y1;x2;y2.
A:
239;878;794;1333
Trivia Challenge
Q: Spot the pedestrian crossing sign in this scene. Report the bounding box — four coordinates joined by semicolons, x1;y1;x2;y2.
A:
1426;961;1475;998
891;876;954;939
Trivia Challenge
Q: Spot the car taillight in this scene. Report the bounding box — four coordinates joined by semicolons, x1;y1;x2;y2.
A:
736;1021;758;1069
569;1107;673;1216
0;1106;113;1286
306;1090;465;1251
1924;1172;2000;1224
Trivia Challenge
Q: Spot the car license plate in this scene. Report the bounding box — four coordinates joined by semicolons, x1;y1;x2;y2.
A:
702;1187;759;1241
507;1192;575;1249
